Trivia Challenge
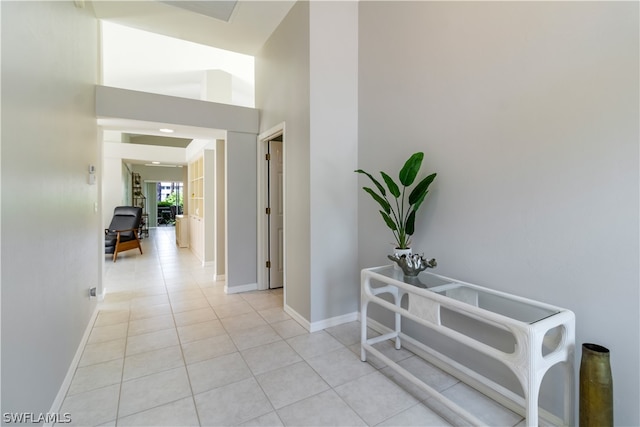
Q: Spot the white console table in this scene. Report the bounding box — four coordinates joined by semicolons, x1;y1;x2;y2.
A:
360;266;575;427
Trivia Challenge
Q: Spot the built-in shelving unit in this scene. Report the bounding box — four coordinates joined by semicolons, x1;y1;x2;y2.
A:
189;156;204;218
188;156;205;261
187;151;216;266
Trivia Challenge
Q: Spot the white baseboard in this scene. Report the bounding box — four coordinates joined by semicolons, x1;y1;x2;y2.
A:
224;282;258;294
309;311;359;333
46;304;100;426
215;274;226;282
283;305;311;331
283;305;359;333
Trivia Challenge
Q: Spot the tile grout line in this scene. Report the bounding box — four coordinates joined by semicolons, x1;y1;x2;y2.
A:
233;336;282;425
179;270;288;425
113;281;133;427
157;229;204;427
282;342;371;427
114;228;175;425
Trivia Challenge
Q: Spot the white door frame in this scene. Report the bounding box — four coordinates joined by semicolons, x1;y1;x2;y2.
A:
257;123;286;292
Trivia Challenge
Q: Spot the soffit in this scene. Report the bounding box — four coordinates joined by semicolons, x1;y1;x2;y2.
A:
98;117;226;141
127;134;192;148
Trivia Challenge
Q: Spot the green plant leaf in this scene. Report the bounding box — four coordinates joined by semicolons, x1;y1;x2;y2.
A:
380;211;398;231
412;190;429;212
408;173;436;205
380;172;400;198
363;187;390;214
398;152;424;187
355;169;386;196
396;226;411;248
405;210;416;235
357;153;436;249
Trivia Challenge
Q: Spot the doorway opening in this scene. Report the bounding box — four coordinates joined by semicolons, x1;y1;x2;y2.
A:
156;181;184;226
266;136;283;289
258;124;285;291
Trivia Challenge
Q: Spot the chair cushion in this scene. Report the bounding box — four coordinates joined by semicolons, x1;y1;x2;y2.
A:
113;206;142;217
105;230;136;245
108;215;137;231
105;235;117;247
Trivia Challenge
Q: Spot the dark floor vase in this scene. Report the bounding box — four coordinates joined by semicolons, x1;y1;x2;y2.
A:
579;343;613;427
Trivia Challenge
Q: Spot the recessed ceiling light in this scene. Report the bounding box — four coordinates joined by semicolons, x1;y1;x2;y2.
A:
159;128;174;133
152;161;161;164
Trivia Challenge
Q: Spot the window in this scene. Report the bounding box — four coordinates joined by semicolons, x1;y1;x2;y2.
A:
156;182;183;225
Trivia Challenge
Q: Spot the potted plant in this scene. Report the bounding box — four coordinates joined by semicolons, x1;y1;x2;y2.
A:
355;152;436;252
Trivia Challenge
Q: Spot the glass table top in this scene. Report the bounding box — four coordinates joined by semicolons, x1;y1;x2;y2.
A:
367;266;561;324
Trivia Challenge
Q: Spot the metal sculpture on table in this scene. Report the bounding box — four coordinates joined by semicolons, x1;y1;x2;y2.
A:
388;253;437;277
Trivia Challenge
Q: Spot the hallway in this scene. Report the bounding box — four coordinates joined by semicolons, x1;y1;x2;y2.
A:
58;227;522;426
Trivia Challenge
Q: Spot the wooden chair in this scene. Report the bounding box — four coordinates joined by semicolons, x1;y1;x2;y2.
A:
104;206;143;262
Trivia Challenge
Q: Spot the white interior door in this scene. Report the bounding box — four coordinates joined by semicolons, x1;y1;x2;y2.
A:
268;140;284;289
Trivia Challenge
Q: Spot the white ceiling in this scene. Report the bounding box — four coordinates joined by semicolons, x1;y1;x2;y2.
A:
91;0;296;55
157;1;238;24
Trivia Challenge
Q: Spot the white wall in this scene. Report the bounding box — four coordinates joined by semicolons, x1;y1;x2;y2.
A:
358;2;639;424
225;132;257;290
100;19;256;107
309;1;359;323
255;1;360;328
102;133;128;229
256;1;311;319
1;0;99;415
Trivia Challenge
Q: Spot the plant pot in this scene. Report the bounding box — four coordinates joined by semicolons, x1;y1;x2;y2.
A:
392;248;411;270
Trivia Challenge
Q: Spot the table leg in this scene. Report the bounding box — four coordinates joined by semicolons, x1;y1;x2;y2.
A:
525;385;539;427
563;360;574;426
394;288;401;350
361;289;368;362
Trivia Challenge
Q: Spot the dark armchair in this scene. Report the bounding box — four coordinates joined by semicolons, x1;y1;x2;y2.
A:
105;206;143;262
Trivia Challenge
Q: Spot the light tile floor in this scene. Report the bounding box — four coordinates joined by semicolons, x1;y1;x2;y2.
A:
58;227;525;426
